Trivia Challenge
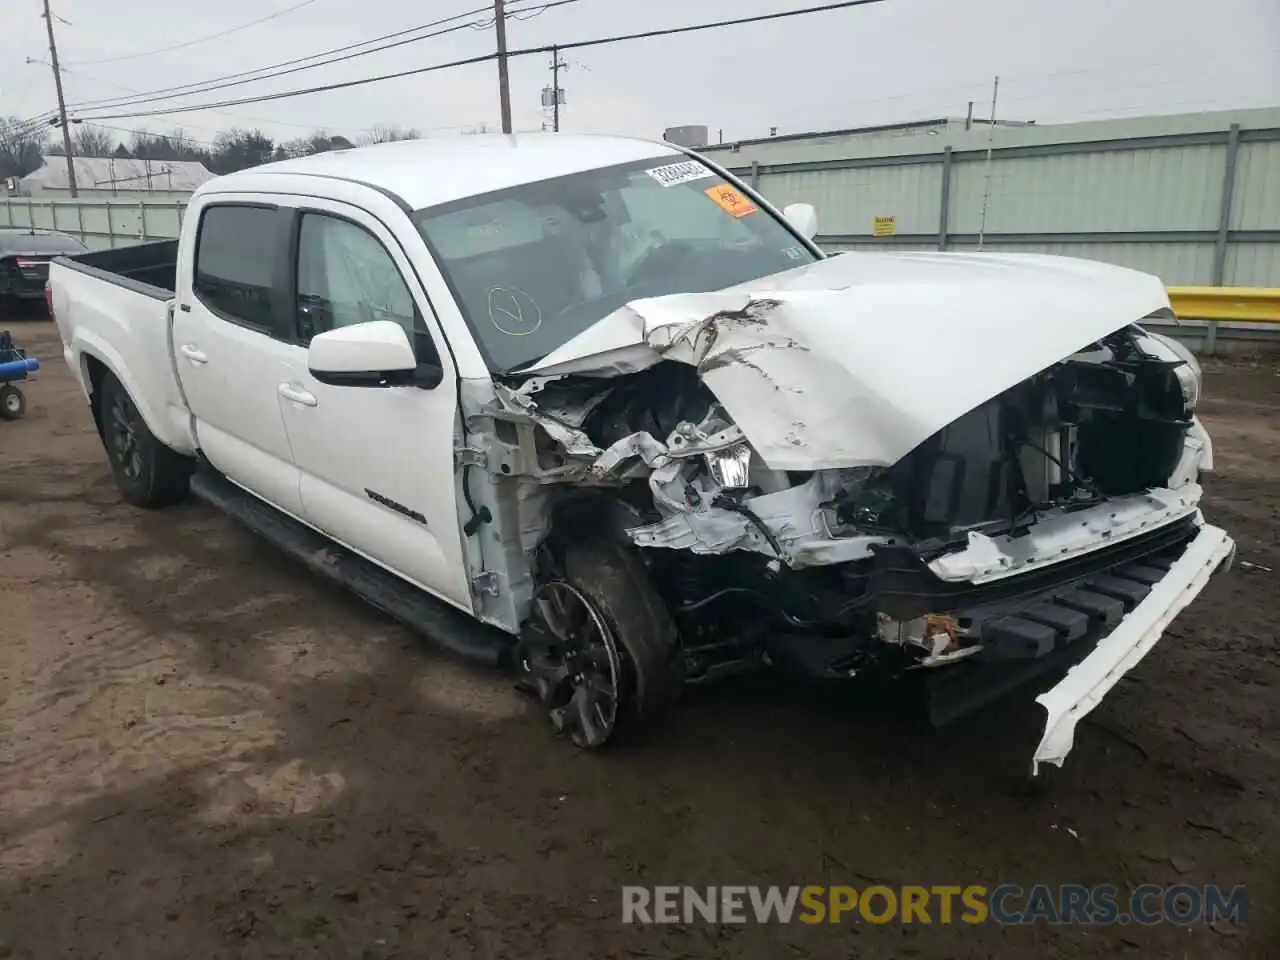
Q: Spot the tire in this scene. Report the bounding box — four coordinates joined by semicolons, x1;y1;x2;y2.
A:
99;372;192;508
565;539;684;727
519;538;683;747
0;384;24;421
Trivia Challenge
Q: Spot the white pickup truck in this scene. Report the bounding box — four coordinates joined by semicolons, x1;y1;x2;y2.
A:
49;134;1234;773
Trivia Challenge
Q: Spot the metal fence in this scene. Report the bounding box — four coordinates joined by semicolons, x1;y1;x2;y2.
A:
0;197;187;250
721;121;1280;288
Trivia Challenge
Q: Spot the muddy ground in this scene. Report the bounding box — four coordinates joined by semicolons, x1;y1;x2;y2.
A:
0;311;1276;959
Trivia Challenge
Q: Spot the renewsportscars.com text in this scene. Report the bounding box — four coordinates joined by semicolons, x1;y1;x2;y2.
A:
621;884;1248;926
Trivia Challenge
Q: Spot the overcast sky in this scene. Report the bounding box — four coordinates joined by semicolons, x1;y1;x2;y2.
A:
1;0;1277;149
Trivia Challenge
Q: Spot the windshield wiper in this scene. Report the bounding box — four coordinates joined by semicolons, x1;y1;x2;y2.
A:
505;354;549;375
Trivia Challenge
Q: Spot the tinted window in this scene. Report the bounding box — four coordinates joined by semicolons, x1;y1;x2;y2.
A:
414;155;816;371
295;213;419;344
194;205;279;330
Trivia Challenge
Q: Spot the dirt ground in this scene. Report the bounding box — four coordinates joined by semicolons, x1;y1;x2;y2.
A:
0;310;1276;959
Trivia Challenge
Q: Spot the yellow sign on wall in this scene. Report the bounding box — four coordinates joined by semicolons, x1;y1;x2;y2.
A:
873;216;897;237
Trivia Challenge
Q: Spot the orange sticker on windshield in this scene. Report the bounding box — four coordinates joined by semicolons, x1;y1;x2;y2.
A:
704;183;759;218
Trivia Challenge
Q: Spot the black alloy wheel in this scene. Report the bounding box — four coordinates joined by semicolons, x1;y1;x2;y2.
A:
522;580;623;747
107;385;145;483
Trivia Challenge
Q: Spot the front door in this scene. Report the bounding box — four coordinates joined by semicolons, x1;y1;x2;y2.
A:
275;202;472;611
172;201;304;517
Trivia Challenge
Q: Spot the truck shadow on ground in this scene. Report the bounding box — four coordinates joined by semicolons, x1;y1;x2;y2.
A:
0;458;1272;959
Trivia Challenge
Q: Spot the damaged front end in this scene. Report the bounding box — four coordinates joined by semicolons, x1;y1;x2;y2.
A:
462;256;1234;772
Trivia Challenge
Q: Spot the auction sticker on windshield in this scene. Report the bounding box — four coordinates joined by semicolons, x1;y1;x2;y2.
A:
645;160;716;187
704;183;760;218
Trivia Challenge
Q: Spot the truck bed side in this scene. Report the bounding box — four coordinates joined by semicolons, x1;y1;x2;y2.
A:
49;240;196;455
68;240;180;294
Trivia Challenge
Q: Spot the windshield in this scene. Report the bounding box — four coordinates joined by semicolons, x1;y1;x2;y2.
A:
413;155;818;372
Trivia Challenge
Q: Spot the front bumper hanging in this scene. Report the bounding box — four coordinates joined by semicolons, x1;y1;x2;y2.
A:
1032;520;1235;774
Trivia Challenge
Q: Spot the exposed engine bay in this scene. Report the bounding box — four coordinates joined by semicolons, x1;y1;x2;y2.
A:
503;323;1203;660
451;252;1230;771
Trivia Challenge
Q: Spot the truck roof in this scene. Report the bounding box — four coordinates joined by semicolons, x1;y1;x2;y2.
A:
205;133;687;211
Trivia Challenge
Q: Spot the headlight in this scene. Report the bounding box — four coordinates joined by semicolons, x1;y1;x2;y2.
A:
1142;331;1201;411
1173;360;1201;411
704;443;752;489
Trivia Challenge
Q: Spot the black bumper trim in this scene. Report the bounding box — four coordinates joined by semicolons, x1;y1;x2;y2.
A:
871;514;1199;620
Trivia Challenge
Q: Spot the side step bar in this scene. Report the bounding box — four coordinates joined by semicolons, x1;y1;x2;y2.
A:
189;468;515;668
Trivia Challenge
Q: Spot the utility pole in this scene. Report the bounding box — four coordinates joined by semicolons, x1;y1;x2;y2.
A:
976;75;999;251
493;0;512;134
41;0;78;197
549;46;568;132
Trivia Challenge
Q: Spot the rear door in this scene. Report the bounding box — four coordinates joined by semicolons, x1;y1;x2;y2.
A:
171;200;304;517
273;200;472;610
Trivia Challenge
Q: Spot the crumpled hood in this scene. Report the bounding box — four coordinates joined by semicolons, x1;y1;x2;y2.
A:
526;251;1171;470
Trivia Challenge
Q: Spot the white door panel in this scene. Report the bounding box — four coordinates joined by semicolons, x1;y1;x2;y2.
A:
279;378;470;607
172;202;303;517
173;307;303;517
275;201;471;611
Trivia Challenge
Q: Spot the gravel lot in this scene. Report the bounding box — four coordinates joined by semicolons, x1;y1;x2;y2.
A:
1;313;1276;959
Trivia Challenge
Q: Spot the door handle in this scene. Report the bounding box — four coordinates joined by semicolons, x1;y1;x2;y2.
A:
278;383;317;407
179;345;207;365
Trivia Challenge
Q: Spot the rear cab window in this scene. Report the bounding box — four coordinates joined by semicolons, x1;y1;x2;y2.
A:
192;204;285;333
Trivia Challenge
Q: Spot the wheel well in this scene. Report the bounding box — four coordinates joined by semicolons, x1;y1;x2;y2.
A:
84;353;109;442
544;493;651;561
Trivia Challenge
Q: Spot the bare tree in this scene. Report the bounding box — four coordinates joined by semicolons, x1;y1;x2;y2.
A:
0;117;50;179
128;129;212;165
72;124;119;158
48;126;121;158
276;131;358;159
363;125;420;145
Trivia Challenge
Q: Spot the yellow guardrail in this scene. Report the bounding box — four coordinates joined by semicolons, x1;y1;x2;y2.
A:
1166;287;1280;324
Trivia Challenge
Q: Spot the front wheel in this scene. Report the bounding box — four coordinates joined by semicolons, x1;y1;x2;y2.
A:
99;372;192;508
517;538;683;748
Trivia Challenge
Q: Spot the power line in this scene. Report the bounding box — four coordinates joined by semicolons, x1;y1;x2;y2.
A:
1;113;58;140
80;51;499;121
60;0;565;115
35;37;1264;136
78;0;891;122
32;57;378;135
468;0;582;29
63;18;486;113
539;0;889;55
64;0;322;66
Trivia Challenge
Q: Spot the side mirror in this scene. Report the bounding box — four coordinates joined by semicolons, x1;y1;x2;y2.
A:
782;202;818;240
308;320;430;388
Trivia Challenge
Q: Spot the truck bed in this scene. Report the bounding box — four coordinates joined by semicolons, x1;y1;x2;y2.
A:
57;240;178;299
47;239;197;457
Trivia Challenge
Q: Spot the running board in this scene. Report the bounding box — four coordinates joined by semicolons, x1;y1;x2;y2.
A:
189;468;515;668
